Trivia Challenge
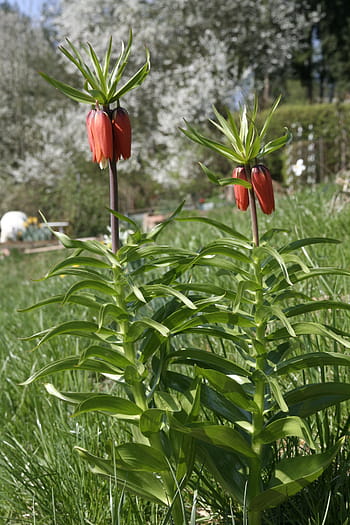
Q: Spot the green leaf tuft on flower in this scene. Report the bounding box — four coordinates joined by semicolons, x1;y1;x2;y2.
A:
40;32;150;105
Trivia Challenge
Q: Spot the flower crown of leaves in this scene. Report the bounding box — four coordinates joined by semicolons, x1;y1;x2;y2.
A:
181;95;292;186
40;30;150;106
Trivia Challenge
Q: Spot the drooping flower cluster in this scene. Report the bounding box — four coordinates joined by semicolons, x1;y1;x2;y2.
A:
232;164;275;215
86;106;132;169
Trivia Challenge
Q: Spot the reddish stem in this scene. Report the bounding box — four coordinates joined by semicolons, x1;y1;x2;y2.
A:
108;158;119;253
246;165;259;246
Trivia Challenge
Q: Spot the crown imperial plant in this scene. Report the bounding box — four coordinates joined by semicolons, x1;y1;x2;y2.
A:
182;95;291;245
31;29;350;525
39;31;150;252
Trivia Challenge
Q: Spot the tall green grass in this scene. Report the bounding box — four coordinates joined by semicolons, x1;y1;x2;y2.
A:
0;185;349;523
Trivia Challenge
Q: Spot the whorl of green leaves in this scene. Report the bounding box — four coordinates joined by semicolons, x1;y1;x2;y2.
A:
39;30;150;105
181;96;292;182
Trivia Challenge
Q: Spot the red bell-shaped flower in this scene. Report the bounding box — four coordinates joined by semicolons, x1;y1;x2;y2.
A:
112;107;131;160
93;110;114;166
86;109;113;169
251;164;275;215
232;166;249;211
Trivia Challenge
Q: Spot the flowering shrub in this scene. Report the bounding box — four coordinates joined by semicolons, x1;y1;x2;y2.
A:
21;34;350;525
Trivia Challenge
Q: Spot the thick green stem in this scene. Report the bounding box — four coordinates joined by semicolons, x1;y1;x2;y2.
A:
247;264;266;524
247;356;265;525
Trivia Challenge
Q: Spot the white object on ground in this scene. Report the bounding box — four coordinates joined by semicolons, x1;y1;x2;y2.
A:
0;211;28;242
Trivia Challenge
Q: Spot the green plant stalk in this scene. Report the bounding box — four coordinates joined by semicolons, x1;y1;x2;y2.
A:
247;266;266;524
114;272;185;522
113;267;185;522
248;356;265;525
113;271;148;410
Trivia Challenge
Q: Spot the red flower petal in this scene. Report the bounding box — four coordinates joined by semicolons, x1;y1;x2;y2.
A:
112;107;132;160
251;164;275;215
232;166;249;211
86;109;96;153
93;110;113;161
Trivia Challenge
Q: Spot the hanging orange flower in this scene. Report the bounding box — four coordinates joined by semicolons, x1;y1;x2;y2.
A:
86;109;114;169
112;107;132;160
251;164;275;215
232;166;249;211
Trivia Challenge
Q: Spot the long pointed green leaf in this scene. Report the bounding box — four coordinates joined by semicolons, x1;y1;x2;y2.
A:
98;303;130;329
63;280;116;304
103;36;113;77
45;384;103;404
23;320;117;349
107;207;140;231
108;29;133;90
115;443;169;472
279;237;340;254
267;376;289;412
140;283;197;310
130;317;170;338
47;256;110;275
80;344;132;369
176;215;250;241
21;356;118;385
58;44;101;92
227;110;244;151
181;121;246;163
285;382;350;417
18;293;102;313
198;368;257;413
170;419;256;458
52;231;110;256
167;348;249;376
285;300;350;318
267;321;350;348
87;43;107;92
259;416;316;448
212;106;244;152
273;351;350;376
74;447;168;504
249;438;345;511
143;200;185;242
259;129;292;156
140;408;165;436
259;94;282;140
110;50;150;102
73;394;142;419
197;442;246;504
270;305;296;337
257;245;293;285
239;104;248;144
39;72;95;104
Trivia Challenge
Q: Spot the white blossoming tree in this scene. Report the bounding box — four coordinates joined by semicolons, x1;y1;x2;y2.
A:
0;0;318;230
